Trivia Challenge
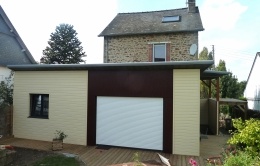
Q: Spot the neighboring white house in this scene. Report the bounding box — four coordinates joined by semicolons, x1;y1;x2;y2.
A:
0;5;36;82
0;67;11;82
244;52;260;111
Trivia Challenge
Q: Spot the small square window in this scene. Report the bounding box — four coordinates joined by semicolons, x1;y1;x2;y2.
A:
30;94;49;118
153;44;166;62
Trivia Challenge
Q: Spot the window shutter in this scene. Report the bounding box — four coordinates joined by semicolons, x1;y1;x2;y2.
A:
148;44;153;62
166;43;171;61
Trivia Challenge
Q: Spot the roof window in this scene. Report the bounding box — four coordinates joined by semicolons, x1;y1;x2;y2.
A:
162;16;180;23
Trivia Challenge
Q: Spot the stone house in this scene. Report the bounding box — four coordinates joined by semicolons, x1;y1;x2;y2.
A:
99;0;203;63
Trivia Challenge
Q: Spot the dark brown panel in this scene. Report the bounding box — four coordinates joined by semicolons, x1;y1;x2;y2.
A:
87;69;173;153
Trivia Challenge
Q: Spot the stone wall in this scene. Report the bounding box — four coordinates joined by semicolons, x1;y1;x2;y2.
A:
104;32;198;63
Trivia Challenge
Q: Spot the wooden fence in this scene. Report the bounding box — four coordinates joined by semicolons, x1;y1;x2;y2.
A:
0;105;13;137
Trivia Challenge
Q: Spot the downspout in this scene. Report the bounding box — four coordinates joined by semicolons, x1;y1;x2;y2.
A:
216;77;220;135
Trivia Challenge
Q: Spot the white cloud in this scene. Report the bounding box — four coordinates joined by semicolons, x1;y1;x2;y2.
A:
0;0;118;63
198;0;253;81
200;0;248;31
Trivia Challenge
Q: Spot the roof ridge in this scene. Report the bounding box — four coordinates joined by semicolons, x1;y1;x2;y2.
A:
118;7;189;15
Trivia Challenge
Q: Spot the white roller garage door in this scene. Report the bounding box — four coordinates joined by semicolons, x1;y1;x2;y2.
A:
96;96;163;150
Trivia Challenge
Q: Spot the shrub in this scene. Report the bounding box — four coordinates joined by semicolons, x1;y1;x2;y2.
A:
54;130;68;140
132;152;142;166
228;118;260;156
223;150;259;166
0;71;14;107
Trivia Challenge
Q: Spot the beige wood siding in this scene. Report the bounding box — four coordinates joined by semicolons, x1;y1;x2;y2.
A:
13;71;88;145
173;69;200;156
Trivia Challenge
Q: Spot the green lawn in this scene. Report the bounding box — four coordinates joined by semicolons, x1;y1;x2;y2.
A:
33;155;81;166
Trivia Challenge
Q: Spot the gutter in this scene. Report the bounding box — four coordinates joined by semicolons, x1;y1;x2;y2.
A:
8;60;214;71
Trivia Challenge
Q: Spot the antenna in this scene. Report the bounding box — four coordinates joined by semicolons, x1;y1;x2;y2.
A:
189;44;197;56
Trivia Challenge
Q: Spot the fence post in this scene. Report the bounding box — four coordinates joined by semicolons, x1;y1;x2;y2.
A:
10;105;13;136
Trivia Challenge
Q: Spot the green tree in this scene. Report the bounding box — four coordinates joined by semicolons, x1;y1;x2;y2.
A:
216;60;245;98
199;47;213;60
199;47;214;98
0;71;14;107
41;24;86;64
216;59;227;71
238;81;247;98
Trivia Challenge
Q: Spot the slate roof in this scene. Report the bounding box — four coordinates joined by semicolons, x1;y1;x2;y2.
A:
0;5;36;66
99;7;204;37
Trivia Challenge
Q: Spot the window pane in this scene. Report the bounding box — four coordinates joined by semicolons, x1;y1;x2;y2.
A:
31;94;49;118
34;95;41;116
154;44;166;62
42;95;49;116
162;16;180;22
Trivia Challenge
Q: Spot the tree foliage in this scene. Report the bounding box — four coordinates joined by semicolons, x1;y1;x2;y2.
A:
216;59;227;71
41;24;86;64
199;47;214;98
199;47;213;61
216;60;246;98
199;48;247;99
0;71;14;107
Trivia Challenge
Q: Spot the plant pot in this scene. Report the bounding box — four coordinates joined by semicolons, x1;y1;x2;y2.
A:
52;139;63;151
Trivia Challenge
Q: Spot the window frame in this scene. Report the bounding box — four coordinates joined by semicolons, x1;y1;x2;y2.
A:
153;43;166;62
162;15;180;23
29;94;49;119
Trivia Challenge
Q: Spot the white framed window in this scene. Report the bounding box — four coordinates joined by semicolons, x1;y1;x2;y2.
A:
153;44;166;62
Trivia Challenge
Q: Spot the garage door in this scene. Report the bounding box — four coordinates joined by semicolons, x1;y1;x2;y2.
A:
96;96;163;150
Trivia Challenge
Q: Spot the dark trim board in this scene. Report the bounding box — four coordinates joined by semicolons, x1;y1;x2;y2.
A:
87;69;173;153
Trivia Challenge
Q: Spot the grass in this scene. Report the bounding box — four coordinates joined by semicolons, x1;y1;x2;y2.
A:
33;155;81;166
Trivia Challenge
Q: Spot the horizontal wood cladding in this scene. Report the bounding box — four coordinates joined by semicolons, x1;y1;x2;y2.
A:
173;69;200;156
88;69;173;153
13;71;88;145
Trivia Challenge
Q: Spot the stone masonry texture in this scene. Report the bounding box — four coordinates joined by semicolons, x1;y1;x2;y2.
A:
103;32;199;63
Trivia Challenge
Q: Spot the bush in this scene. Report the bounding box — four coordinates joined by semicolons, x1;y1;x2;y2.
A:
33;155;80;166
223;150;259;166
228;118;260;156
0;71;14;107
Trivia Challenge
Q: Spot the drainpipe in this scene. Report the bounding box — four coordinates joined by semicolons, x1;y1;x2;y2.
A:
216;77;220;135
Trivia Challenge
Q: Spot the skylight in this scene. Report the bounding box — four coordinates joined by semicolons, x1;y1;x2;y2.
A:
162;16;180;23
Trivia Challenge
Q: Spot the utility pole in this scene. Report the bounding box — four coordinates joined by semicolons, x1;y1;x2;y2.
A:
212;45;215;67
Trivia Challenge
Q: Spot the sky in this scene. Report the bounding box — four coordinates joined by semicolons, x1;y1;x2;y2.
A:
0;0;259;81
